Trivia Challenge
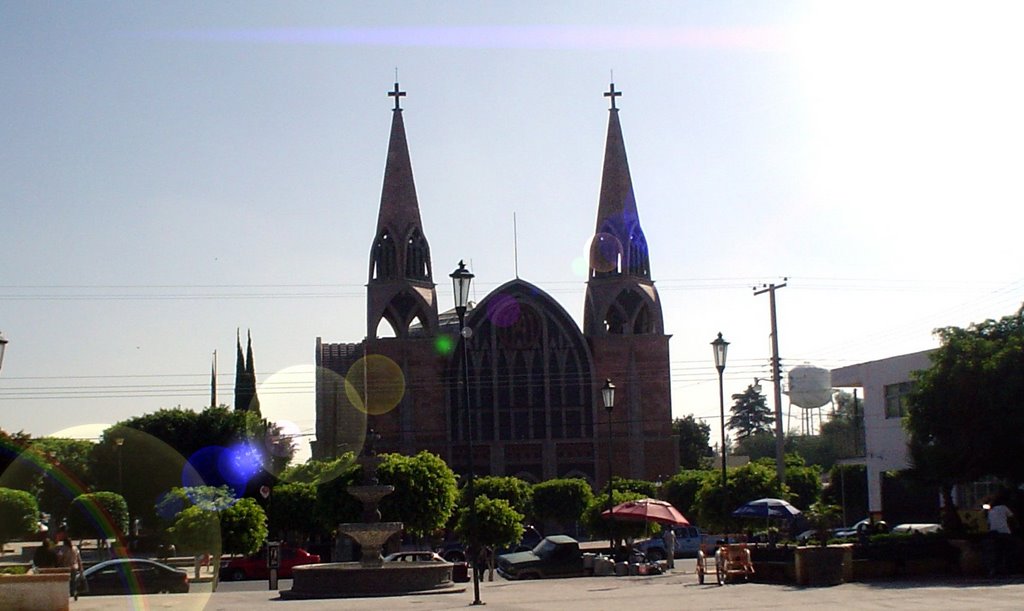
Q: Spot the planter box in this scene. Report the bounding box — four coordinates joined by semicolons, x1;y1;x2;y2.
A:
794;545;852;587
0;573;69;611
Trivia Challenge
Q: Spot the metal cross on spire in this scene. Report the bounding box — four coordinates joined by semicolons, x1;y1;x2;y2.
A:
389;81;406;110
604;82;621;110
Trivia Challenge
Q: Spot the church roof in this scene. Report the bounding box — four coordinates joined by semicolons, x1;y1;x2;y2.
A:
375;83;424;237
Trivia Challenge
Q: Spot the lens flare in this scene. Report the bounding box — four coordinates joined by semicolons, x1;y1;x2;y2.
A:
344;354;406;416
590;232;623;273
487;293;521;328
434;334;455;355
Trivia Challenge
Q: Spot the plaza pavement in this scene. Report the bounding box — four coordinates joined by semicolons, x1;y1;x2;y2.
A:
67;567;1024;610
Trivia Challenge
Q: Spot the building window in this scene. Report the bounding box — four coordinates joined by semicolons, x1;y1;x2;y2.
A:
884;381;914;418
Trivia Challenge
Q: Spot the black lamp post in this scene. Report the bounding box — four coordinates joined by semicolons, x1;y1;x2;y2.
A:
450;260;483;606
115;437;125;494
0;331;8;373
711;333;729;515
601;378;616;556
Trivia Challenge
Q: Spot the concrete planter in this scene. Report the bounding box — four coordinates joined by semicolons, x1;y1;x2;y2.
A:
0;573;69;611
794;546;851;587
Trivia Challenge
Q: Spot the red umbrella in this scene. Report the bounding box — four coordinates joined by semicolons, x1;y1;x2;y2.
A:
601;499;690;526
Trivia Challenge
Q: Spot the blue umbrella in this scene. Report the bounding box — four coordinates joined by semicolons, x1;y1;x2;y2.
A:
731;498;802;520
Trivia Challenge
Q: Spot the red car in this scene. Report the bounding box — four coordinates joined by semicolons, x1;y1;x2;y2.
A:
221;545;321;580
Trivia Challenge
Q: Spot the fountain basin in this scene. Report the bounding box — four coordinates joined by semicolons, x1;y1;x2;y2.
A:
283;561;464;599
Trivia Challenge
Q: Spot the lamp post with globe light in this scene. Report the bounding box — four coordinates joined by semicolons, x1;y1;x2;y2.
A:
450;260;483;606
711;333;729;517
602;379;616;556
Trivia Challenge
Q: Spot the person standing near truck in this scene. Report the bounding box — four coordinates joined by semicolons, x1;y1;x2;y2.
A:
662;528;676;570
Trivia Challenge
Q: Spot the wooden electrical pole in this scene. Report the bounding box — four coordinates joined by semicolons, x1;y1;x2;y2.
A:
754;280;787;485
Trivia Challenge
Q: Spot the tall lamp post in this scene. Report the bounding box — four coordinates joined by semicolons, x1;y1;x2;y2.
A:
711;333;729;517
450;261;483;606
0;331;8;373
601;379;616;556
115;437;125;494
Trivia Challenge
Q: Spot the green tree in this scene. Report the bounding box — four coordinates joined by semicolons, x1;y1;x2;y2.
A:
907;306;1024;503
661;470;711;519
378;452;458;537
220;498;268;557
91;407;294;528
168;505;220;555
454;496;524;557
727;385;773;441
462;476;533;518
313;462;363;530
818;390;864;460
278;455;354;485
693;462;786;532
68;491;129;542
531;478;592;533
0;487;39;548
775;455;821;512
604;477;658;499
20;437;94;523
266;482;318;541
822;464;867;526
672;415;712;469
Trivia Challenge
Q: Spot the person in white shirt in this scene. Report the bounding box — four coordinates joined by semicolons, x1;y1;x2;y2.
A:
985;493;1016;577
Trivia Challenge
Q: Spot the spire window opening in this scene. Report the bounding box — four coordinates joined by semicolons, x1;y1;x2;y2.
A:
372;231;397;280
404;229;431;281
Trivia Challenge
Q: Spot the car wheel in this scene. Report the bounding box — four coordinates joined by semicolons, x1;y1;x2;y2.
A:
229;568;246;581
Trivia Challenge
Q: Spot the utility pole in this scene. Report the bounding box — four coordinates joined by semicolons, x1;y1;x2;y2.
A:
754;280;786;485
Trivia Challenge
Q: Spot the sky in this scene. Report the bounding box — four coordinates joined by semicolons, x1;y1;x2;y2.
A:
3;1;1024;465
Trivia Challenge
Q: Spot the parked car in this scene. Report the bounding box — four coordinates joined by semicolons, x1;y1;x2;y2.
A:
635;525;704;560
385;550;469;582
496;535;585;580
440;525;543;562
221;544;321;580
81;558;189;595
890;523;942;535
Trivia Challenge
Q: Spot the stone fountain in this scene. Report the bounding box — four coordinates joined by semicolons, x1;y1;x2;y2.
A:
284;433;462;599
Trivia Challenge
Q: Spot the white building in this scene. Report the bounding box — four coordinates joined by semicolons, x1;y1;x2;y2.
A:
830;350;934;518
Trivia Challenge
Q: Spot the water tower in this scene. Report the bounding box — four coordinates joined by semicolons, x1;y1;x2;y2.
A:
785;364;832;435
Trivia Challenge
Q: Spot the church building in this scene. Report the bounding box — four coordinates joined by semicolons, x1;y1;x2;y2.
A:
313;83;679;486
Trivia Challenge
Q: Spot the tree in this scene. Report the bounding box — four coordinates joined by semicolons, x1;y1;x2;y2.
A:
692;462;786;532
906;306;1024;506
24;437;94;523
604;477;658;499
454;496;524;559
661;470;711;519
67;491;129;543
727;385;773;441
220;498;268;557
462;476;533;519
378;452;458;537
266;482;318;542
168;505;220;555
531;479;592;533
278;455;354;485
91;407;295;528
672;415;712;469
818;390;864;459
0;487;39;548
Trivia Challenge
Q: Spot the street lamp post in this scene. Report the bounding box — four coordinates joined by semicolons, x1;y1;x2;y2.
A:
711;333;729;517
601;379;616;557
115;437;125;494
450;261;483;606
0;331;8;373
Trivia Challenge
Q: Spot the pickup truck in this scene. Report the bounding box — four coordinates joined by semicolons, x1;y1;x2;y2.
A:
496;535;586;580
635;525;704;560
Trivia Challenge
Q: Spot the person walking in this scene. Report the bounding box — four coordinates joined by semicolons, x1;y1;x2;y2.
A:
662;527;676;570
986;493;1016;577
56;538;84;599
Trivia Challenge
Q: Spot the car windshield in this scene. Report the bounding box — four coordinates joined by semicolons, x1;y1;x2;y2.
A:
532;539;557;558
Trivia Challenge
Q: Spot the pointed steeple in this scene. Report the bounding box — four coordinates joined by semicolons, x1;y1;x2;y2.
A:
591;83;650;281
584;84;663;336
366;82;439;338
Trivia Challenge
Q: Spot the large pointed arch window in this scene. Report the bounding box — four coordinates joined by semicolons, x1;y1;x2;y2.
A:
627;226;651;279
405;228;431;281
371;230;398;280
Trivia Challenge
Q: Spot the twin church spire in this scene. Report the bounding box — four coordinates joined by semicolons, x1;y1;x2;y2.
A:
367;82;664;340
